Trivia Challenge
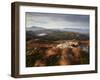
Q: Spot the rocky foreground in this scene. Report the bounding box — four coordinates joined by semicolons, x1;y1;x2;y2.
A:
26;40;89;67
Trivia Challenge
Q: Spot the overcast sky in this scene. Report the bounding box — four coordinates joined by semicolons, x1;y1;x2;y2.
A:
26;12;89;29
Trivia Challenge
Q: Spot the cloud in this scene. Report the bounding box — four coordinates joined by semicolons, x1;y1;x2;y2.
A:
26;12;89;29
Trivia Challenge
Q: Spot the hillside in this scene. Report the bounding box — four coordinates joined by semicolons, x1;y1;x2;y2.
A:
26;26;89;41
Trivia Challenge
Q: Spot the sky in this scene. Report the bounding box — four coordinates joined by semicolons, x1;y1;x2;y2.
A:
26;12;89;29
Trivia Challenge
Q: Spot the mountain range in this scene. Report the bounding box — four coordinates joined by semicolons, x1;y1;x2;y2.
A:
26;26;89;41
26;26;89;34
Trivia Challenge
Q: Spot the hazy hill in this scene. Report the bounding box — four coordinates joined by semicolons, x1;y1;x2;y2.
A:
26;26;89;41
26;26;45;31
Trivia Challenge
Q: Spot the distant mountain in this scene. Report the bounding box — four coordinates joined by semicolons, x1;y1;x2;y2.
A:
26;26;45;31
60;28;89;34
26;26;89;41
26;26;89;34
26;26;57;35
